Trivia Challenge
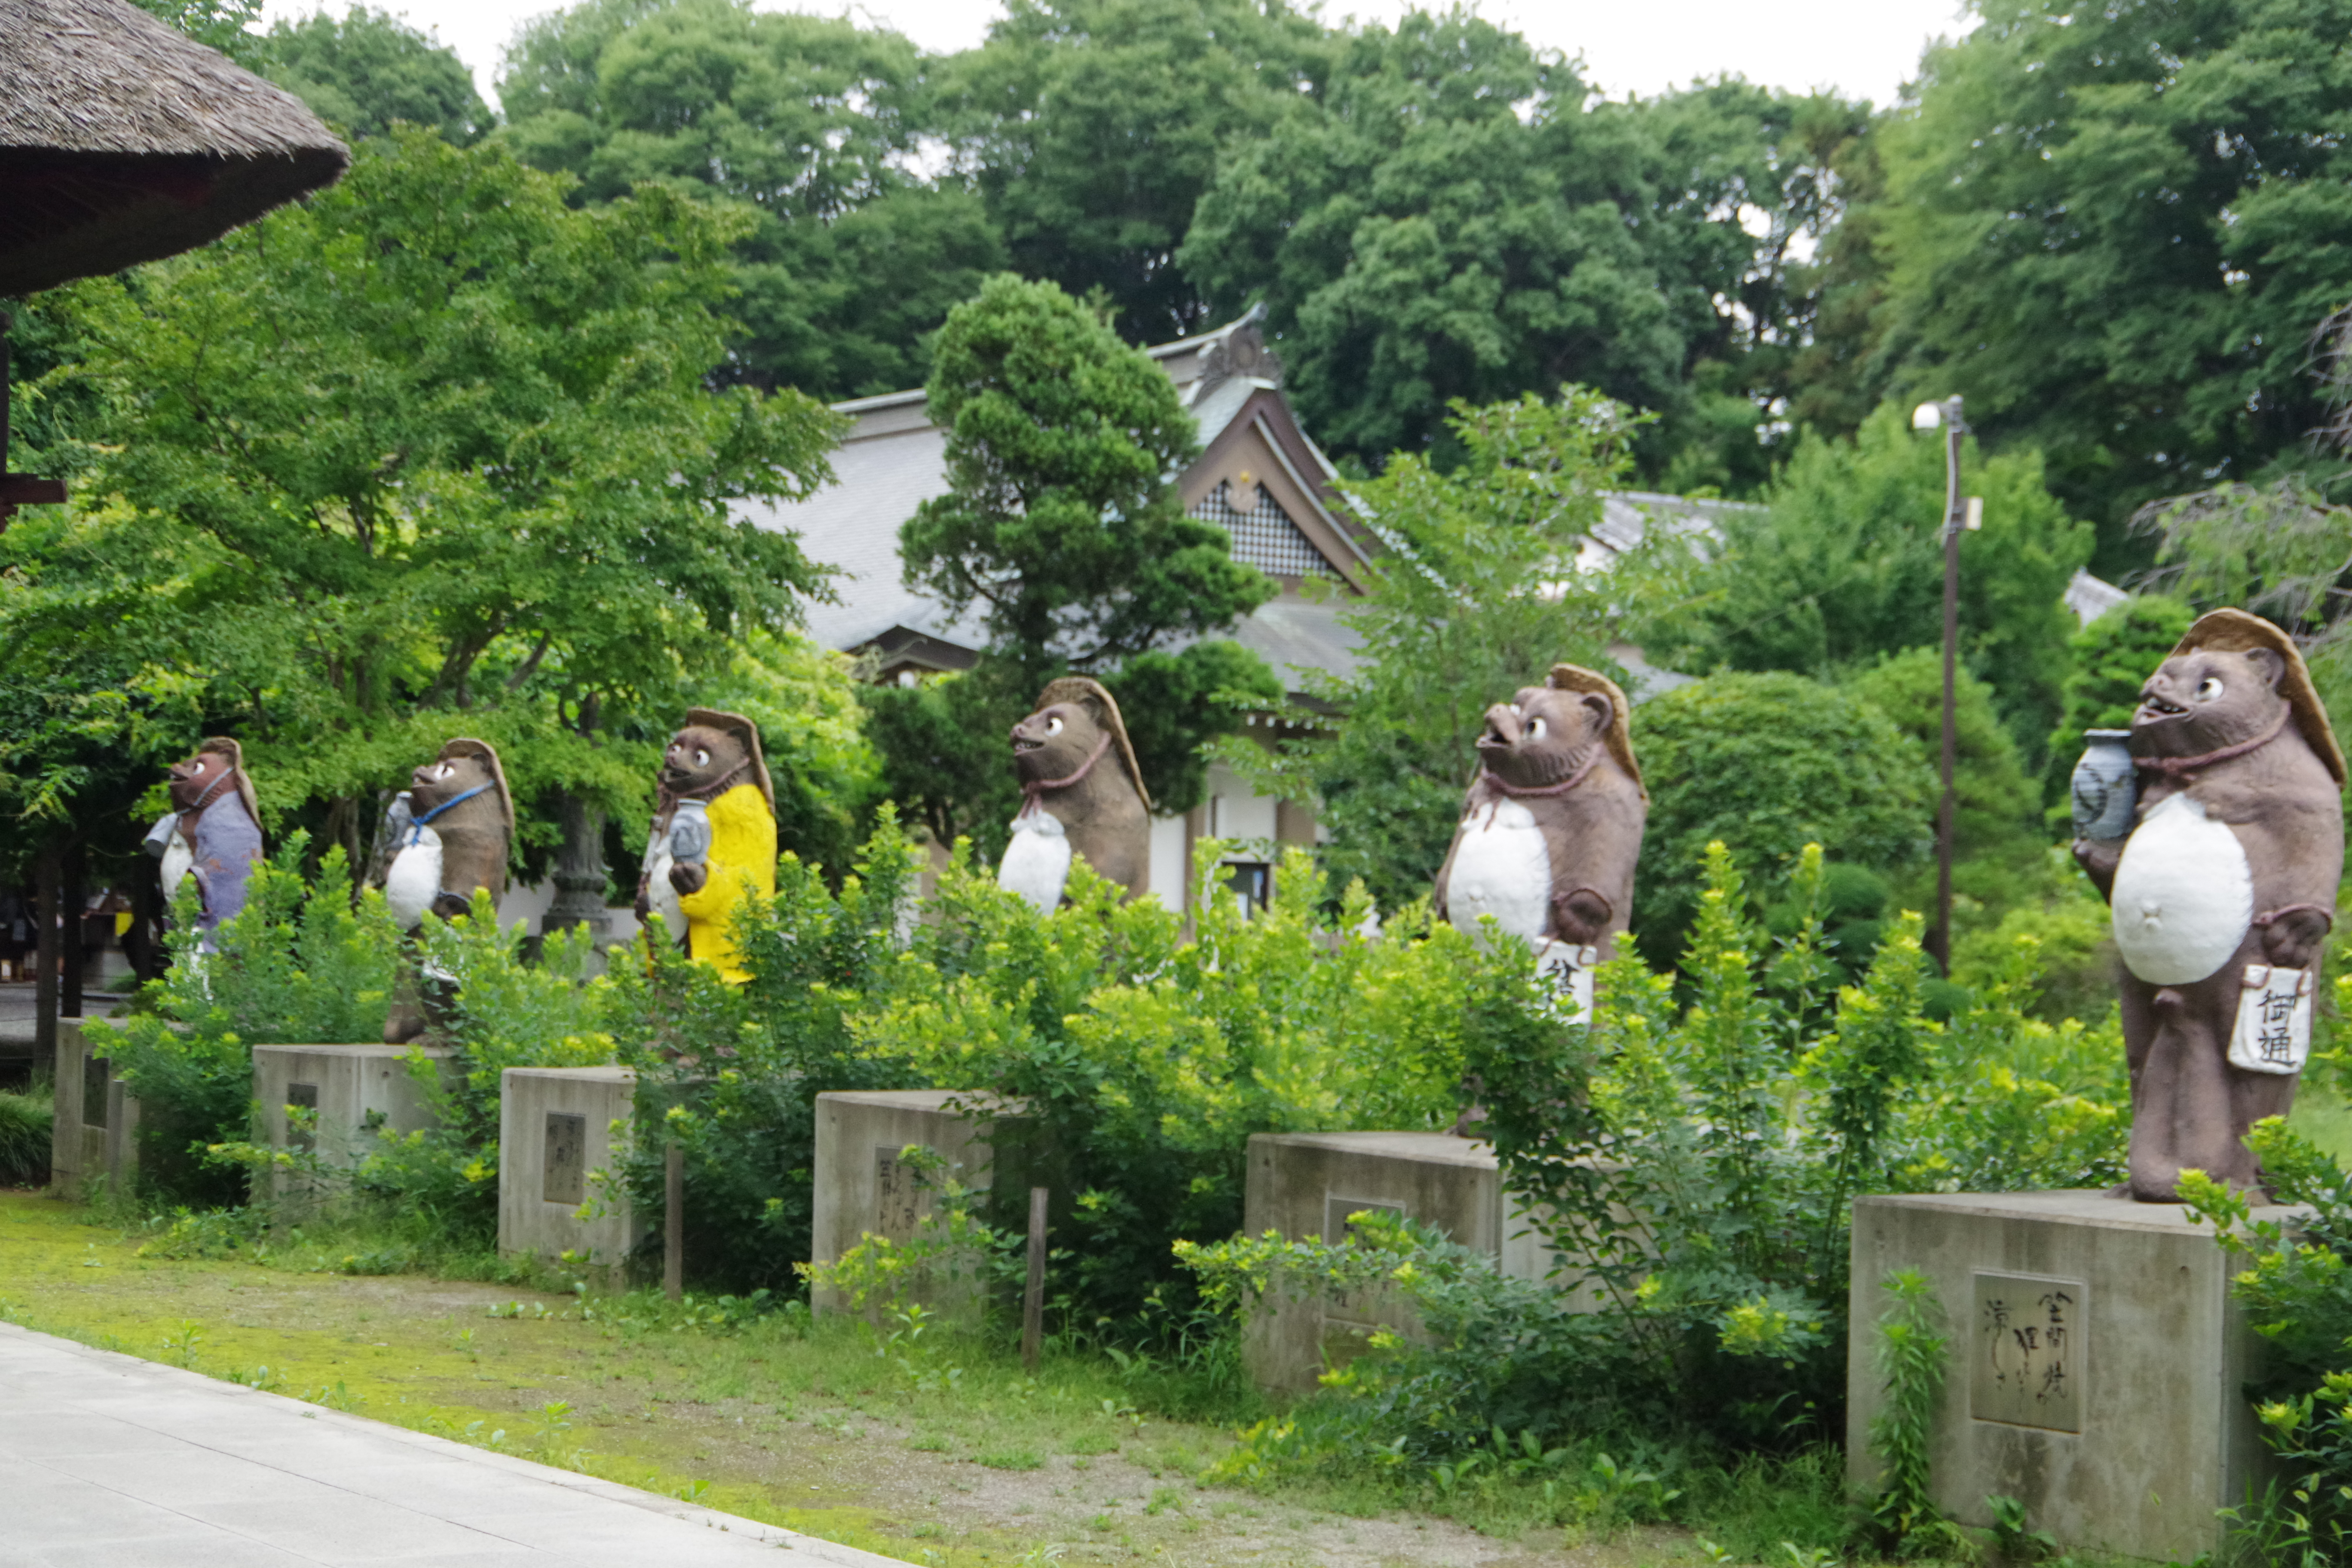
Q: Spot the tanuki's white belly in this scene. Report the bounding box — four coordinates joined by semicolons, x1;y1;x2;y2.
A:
2111;793;2254;984
384;830;444;931
1448;799;1552;944
998;812;1073;913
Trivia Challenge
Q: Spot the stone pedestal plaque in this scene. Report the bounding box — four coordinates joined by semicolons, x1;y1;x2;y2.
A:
1971;1272;2083;1432
498;1066;640;1284
252;1044;456;1200
1240;1131;1576;1394
1849;1190;2294;1562
542;1113;586;1205
49;1019;135;1200
810;1090;1032;1321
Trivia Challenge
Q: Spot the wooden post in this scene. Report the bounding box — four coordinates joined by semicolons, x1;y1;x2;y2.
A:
1022;1185;1048;1371
33;845;59;1081
664;1140;684;1302
61;849;84;1020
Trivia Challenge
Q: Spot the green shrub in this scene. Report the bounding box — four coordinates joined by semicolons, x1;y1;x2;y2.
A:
0;1084;52;1185
110;836;401;1206
612;812;928;1295
1949;858;2118;1026
1629;671;1935;967
1182;842;2129;1472
2183;1121;2352;1562
353;894;614;1244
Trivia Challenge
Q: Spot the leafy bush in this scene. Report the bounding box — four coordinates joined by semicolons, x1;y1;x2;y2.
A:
2184;1119;2352;1563
612;815;928;1295
1949;858;2119;1026
1629;672;1935;967
0;1084;52;1185
854;836;1530;1331
353;894;615;1244
1182;844;2128;1475
110;837;401;1206
1847;647;2055;940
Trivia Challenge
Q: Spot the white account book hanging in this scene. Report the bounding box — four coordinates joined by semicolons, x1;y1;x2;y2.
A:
2230;963;2314;1076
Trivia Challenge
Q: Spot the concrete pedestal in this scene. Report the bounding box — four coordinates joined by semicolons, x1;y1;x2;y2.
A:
810;1090;1028;1320
498;1066;640;1284
251;1045;456;1199
1239;1131;1562;1393
1847;1190;2294;1562
48;1019;136;1201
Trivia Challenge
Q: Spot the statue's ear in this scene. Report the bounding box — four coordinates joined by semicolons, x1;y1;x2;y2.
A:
1578;691;1615;735
2243;646;2288;691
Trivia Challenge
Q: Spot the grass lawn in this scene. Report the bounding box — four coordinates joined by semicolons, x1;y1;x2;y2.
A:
0;1188;1786;1567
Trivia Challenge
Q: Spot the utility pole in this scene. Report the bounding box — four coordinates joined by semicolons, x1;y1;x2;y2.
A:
1912;397;1976;975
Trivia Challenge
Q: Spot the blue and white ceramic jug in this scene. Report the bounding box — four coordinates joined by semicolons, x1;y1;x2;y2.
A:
2070;729;2137;839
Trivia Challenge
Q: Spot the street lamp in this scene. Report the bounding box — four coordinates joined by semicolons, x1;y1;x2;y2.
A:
1911;397;1977;975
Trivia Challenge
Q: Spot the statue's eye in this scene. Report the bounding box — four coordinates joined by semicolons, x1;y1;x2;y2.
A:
695;749;710;767
1047;716;1064;736
1509;704;1522;717
1527;717;1547;741
437;763;455;779
2197;677;2225;701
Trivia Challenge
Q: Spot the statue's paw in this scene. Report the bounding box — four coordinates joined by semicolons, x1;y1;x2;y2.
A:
1550;886;1614;947
668;861;708;896
2260;906;2334;971
2072;836;2121;888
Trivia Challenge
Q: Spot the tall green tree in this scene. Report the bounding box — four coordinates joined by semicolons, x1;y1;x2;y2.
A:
870;275;1279;855
1224;388;1684;914
1865;0;2352;564
1641;402;2093;760
943;0;1329;343
1180;11;1866;484
497;0;1002;396
265;7;493;144
9;129;840;871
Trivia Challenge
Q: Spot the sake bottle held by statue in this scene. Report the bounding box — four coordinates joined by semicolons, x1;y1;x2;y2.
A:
2070;728;2137;841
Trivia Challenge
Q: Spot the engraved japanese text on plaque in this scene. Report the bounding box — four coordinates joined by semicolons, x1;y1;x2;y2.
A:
1971;1271;2084;1432
542;1112;586;1205
874;1145;926;1243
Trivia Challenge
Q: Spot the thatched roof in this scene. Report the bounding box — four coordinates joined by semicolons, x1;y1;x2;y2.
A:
0;0;349;295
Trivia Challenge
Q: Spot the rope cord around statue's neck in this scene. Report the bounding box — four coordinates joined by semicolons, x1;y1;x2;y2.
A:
1474;752;1600;825
1018;733;1114;818
176;766;240;833
404;781;496;846
656;758;753;822
2135;709;2292;780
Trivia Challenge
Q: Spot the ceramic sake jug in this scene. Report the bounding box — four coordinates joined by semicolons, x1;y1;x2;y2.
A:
2070;729;2137;840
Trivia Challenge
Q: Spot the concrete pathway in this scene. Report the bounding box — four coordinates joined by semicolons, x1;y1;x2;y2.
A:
0;1323;912;1566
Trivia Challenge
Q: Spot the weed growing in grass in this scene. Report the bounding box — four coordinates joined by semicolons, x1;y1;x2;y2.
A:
160;1319;205;1366
0;1082;53;1185
1864;1270;1957;1556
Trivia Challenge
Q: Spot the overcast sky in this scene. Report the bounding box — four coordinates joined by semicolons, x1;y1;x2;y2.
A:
258;0;1979;112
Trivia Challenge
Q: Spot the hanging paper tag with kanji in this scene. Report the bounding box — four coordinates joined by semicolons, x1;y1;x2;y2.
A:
2229;964;2313;1076
1536;940;1599;1023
